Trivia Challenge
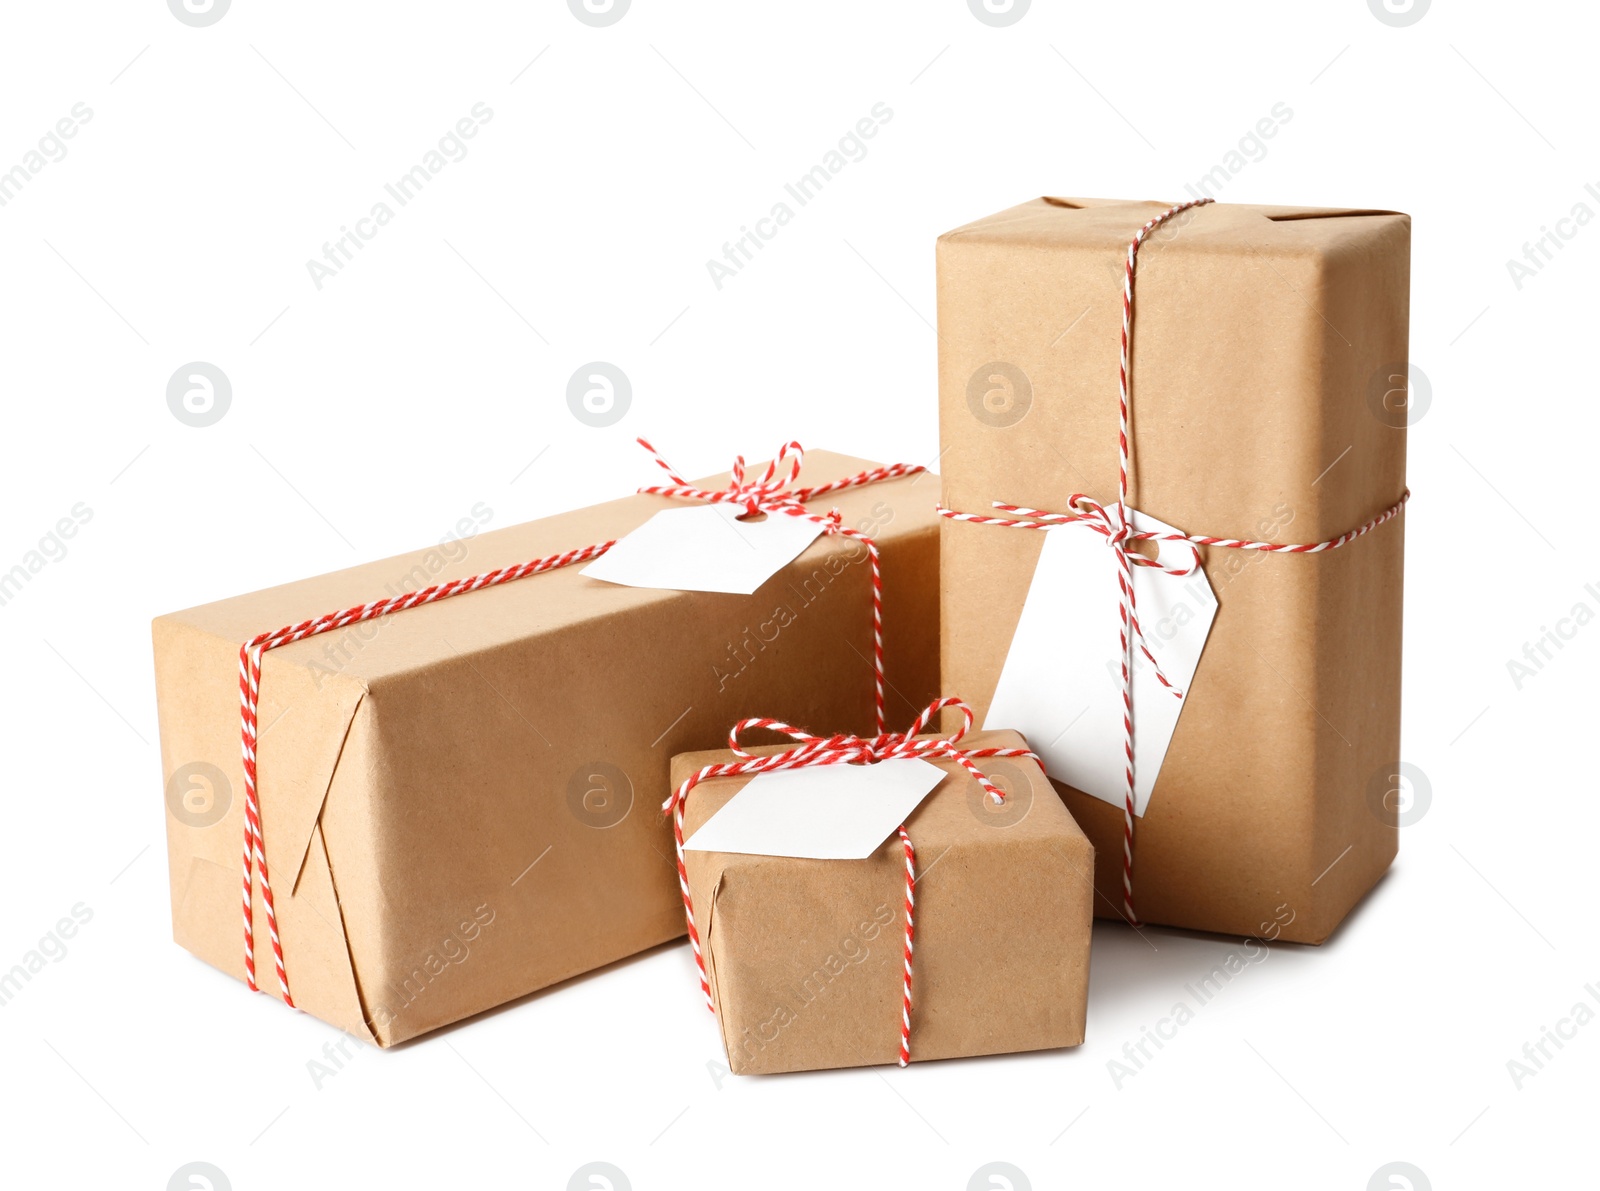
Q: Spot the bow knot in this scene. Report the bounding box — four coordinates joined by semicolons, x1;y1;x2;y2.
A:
725;450;804;517
725;694;973;757
639;438;815;522
1071;495;1132;548
634;437;927;738
1052;494;1198;573
857;732;915;765
666;697;1025;818
971;492;1205;702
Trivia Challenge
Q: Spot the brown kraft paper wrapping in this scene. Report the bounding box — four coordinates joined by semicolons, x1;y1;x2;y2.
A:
936;196;1409;943
153;450;940;1046
673;731;1093;1074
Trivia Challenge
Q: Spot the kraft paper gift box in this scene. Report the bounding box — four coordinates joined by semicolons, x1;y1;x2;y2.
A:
153;449;940;1046
936;196;1410;943
671;730;1093;1074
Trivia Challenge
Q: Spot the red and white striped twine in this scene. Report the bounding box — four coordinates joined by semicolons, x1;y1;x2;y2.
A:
237;538;616;1003
664;696;1038;1067
636;437;924;737
938;197;1410;927
235;439;919;1009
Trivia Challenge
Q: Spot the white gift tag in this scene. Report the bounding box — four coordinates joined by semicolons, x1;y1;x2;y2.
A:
582;504;824;596
984;508;1217;817
683;758;947;860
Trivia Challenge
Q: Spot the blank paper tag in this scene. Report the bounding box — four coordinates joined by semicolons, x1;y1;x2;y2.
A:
682;758;947;860
582;504;824;596
984;508;1217;817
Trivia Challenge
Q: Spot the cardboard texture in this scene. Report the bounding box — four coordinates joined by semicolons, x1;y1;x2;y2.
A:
673;732;1094;1074
153;450;940;1046
937;196;1409;943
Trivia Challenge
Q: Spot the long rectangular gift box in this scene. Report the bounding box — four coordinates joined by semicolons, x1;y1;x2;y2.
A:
936;196;1410;942
153;447;940;1045
671;716;1093;1074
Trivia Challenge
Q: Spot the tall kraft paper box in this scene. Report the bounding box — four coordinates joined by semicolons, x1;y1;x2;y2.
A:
936;196;1409;943
154;450;940;1045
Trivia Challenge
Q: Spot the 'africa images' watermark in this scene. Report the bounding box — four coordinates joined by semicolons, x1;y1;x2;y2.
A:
1368;0;1429;27
1505;982;1600;1091
732;903;896;1067
365;904;496;1036
1107;905;1294;1089
705;103;893;291
569;1163;631;1191
1504;580;1600;691
0;102;93;211
0;903;94;1010
306;1033;364;1091
1505;181;1600;292
710;500;894;693
306;103;494;290
969;1163;1030;1190
1182;102;1294;201
169;0;230;27
568;362;631;428
966;362;1031;428
166;761;233;828
968;0;1029;27
1368;1163;1430;1191
168;362;231;427
1367;362;1430;428
169;1163;231;1191
568;0;629;27
967;760;1031;828
1367;760;1431;828
0;503;93;611
567;762;633;828
303;502;494;690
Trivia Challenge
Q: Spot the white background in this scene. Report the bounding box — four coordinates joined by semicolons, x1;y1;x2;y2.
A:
0;1;1591;1188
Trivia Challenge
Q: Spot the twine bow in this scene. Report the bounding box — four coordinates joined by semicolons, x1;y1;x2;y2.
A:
636;437;925;736
1000;493;1204;699
665;696;1038;1066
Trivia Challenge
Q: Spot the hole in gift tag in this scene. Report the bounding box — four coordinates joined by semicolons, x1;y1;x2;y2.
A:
735;510;769;523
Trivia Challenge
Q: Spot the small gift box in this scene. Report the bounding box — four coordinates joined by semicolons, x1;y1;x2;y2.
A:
669;700;1093;1074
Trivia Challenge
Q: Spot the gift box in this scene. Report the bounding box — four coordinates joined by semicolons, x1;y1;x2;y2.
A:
936;196;1410;942
671;717;1093;1074
153;447;940;1045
